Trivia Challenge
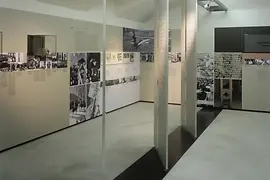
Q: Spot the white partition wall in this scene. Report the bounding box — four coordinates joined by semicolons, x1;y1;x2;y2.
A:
181;0;198;137
105;52;140;112
154;0;169;170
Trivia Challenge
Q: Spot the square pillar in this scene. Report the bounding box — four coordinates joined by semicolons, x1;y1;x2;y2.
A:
181;0;198;137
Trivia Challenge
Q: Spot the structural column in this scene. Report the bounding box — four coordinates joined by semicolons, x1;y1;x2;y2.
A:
154;0;169;170
181;0;198;137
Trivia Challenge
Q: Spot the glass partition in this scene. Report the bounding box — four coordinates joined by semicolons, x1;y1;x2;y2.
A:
104;0;157;178
0;1;104;179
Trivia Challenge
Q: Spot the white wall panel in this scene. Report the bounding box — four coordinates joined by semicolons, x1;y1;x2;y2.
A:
105;81;140;112
105;52;140;112
242;66;270;111
140;62;181;104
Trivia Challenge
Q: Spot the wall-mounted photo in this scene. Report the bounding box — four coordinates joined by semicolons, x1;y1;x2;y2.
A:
70;53;87;86
0;53;24;72
244;58;270;65
123;28;155;52
197;78;214;106
197;53;214;78
52;53;68;68
215;52;242;79
140;52;154;62
69;85;87;125
123;28;172;52
85;82;101;120
87;52;101;83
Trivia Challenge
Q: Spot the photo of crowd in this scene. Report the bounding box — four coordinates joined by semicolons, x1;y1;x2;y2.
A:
69;85;87;125
0;53;23;72
244;58;270;65
87;53;101;83
197;78;214;105
70;53;87;86
197;53;214;78
0;52;68;72
106;75;140;87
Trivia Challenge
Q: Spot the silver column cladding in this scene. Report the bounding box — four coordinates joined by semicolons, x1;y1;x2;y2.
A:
102;0;107;173
154;0;169;170
181;0;198;137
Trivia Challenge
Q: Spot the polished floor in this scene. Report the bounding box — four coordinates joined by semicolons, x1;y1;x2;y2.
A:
164;110;270;180
0;102;198;180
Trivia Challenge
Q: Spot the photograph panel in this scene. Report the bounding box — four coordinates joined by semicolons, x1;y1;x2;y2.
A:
87;52;101;83
69;85;87;125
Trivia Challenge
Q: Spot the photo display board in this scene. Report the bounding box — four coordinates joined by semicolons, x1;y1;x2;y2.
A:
0;53;68;72
197;53;215;106
123;28;172;52
105;52;140;112
69;52;102;126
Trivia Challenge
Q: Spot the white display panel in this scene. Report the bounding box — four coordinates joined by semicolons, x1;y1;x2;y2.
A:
105;52;140;112
140;52;182;104
242;53;270;112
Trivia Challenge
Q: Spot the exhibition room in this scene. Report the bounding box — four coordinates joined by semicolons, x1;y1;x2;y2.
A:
0;0;270;179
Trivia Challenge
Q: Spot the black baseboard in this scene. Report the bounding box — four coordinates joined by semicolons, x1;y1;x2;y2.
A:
106;101;139;114
204;106;270;114
139;100;181;106
0;101;140;154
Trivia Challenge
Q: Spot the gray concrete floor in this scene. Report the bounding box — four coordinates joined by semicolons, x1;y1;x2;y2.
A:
164;110;270;180
0;102;197;180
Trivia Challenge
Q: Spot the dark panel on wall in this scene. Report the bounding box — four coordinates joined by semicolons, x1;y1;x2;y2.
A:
244;34;270;53
243;26;270;35
215;27;243;52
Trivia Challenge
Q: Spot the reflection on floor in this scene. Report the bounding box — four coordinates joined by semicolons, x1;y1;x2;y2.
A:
0;102;190;180
164;110;270;180
115;106;218;180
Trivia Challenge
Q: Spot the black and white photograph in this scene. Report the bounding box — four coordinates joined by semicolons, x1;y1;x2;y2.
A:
123;28;154;52
168;52;181;63
70;53;87;86
69;85;87;125
197;53;214;78
52;53;68;68
123;28;172;52
197;78;214;105
0;53;24;72
244;58;270;65
106;79;120;86
87;53;101;83
85;82;102;120
140;52;154;62
215;53;242;79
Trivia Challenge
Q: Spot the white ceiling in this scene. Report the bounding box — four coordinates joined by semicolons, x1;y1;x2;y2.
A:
26;0;270;23
37;0;182;22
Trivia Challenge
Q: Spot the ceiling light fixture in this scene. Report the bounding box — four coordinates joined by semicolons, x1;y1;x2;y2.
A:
204;0;213;9
197;0;228;12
